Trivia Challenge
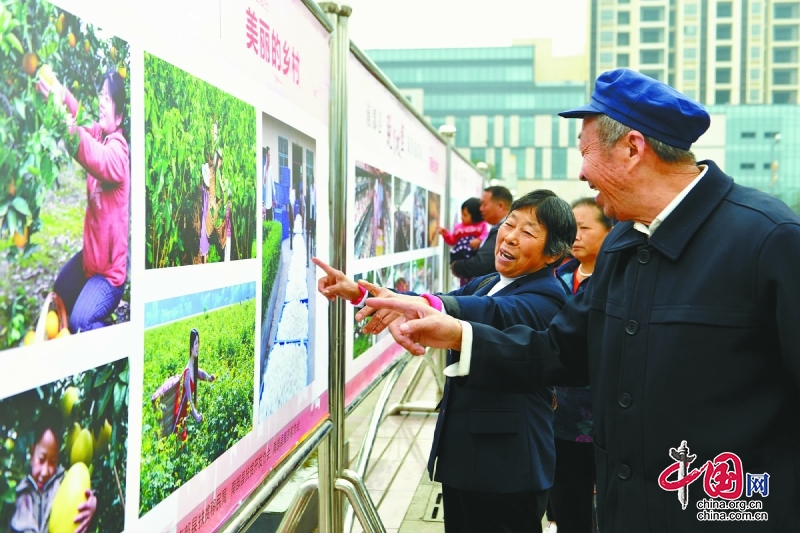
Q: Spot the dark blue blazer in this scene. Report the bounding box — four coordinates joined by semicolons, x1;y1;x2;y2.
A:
429;266;566;493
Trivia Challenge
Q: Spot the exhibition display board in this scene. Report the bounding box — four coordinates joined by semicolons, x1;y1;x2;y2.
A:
343;50;448;408
0;1;486;531
0;0;331;532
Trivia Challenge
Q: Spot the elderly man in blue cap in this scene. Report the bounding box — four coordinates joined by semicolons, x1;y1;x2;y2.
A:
365;69;800;532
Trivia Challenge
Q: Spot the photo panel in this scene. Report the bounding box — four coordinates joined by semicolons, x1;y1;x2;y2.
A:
391;262;410;293
412;186;427;250
392;176;412;253
412;257;426;294
144;52;256;268
140;283;256;516
354;162;392;259
0;358;130;533
0;0;131;351
374;266;392;290
352;271;374;360
428;254;440;294
259;113;317;421
427;191;441;247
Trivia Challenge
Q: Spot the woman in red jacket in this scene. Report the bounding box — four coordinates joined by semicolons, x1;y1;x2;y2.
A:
38;70;130;333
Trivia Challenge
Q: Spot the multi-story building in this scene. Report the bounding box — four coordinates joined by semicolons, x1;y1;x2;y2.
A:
366;43;589;193
589;0;800;105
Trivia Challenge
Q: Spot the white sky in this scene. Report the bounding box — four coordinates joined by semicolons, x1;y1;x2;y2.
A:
344;0;588;56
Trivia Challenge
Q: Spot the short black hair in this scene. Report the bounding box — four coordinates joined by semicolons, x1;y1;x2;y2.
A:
571;197;614;230
102;70;126;123
509;190;577;263
33;404;63;448
484;186;513;207
461;197;482;223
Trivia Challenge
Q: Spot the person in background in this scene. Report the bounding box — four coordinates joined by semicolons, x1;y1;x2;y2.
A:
363;69;800;532
8;405;97;533
450;186;512;280
439;197;489;287
173;328;216;441
314;190;577;533
38;69;130;333
263;147;274;221
547;197;613;533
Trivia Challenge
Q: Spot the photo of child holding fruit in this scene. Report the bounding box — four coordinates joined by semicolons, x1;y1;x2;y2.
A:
0;358;129;533
0;0;132;351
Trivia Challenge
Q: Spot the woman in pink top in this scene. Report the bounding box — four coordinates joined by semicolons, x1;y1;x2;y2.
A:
38;70;130;333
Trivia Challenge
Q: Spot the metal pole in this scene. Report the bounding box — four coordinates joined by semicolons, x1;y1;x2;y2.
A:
317;4;341;532
335;478;387;533
441;131;454;295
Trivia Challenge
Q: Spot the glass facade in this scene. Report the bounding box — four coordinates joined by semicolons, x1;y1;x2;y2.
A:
366;46;588;185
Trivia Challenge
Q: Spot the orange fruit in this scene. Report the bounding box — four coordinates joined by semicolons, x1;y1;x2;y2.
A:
117;65;126;79
68;33;76;48
55;13;65;36
46;311;59;340
12;227;28;248
7;181;15;195
83;40;90;53
22;53;39;76
23;330;35;346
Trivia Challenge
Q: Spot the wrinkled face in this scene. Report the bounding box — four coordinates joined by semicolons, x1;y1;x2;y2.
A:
578;117;637;221
30;429;59;489
98;80;121;136
571;204;611;264
461;207;472;225
479;191;505;225
494;207;554;278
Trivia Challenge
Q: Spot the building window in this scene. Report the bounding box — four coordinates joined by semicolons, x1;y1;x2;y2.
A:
641;49;664;64
716;89;731;103
641;28;664;43
773;47;798;62
716;67;732;83
764;131;780;138
617;32;630;46
717;2;733;17
749;89;761;102
751;2;762;15
684;25;697;37
774;3;800;19
641;6;664;21
601;31;614;43
684;48;697;60
618;0;630;3
774;25;799;41
717;24;733;39
601;9;615;22
618;11;630;24
741;132;756;138
751;68;761;81
617;53;630;67
600;52;614;66
641;69;663;81
773;68;798;85
684;3;698;16
685;89;697;99
740;163;756;170
716;45;732;61
519;117;534;146
684;69;697;81
752;24;762;37
764;162;773;169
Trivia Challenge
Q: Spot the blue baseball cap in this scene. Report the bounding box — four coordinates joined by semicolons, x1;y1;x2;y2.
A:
559;69;710;150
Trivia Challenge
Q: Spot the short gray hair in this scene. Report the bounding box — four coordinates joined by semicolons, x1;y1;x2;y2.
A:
593;114;696;165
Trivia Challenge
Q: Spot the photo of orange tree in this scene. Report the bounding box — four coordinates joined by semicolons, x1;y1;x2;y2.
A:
0;358;129;533
0;0;131;351
145;53;257;268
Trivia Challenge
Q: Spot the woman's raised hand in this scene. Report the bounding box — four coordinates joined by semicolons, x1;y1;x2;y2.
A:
312;257;361;301
357;280;426;335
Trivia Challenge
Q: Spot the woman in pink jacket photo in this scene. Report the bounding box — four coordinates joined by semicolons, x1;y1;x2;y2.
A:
38;70;130;333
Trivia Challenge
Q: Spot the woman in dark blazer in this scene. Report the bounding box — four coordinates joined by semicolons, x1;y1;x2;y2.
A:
315;190;577;533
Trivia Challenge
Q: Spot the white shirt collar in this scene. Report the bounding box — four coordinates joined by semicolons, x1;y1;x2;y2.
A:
487;274;522;296
633;164;709;237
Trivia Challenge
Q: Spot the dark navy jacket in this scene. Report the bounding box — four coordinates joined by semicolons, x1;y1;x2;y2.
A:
462;161;800;531
430;266;566;493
